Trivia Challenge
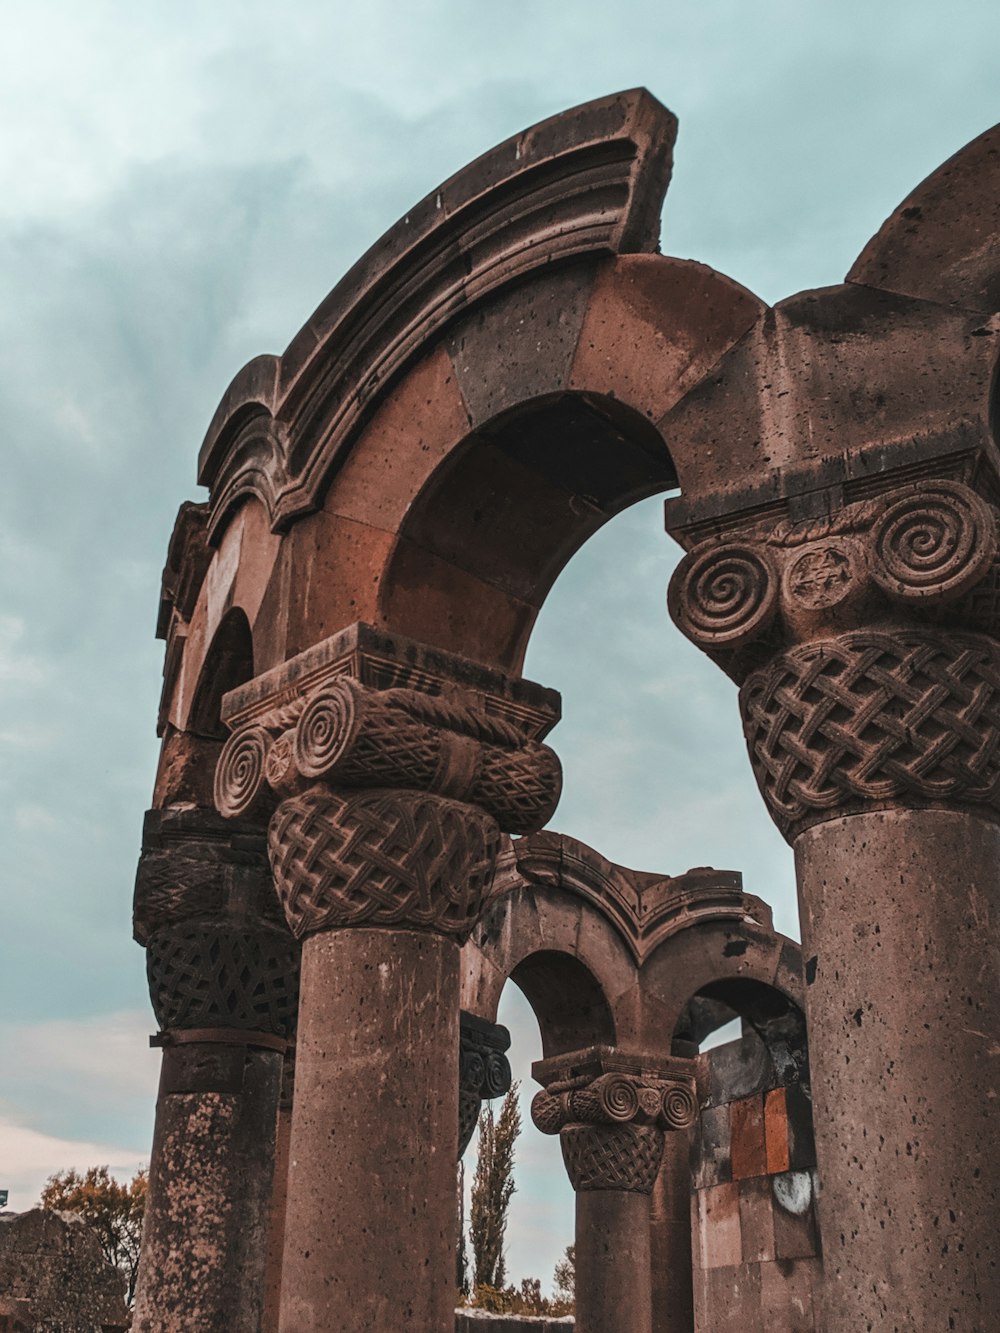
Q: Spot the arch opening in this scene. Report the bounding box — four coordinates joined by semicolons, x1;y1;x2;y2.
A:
379;391;678;674
508;949;616;1060
187;607;255;741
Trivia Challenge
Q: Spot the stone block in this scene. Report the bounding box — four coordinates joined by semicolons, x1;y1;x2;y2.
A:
730;1094;767;1180
739;1176;776;1264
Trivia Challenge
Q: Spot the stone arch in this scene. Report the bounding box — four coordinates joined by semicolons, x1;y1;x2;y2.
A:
188;606;255;741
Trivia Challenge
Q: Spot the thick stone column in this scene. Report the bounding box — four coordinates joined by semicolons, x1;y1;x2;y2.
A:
532;1049;697;1333
213;625;562;1332
131;807;299;1332
668;475;1000;1330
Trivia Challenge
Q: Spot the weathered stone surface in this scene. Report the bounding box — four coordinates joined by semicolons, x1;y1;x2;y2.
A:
278;929;460;1332
795;808;1000;1331
131;1045;282;1332
0;1210;129;1332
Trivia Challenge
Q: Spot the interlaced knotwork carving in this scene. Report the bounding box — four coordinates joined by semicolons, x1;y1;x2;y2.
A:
531;1067;696;1193
741;630;1000;839
133;809;286;944
458;1012;512;1158
133;853;227;944
268;786;500;938
559;1123;665;1194
146;922;300;1036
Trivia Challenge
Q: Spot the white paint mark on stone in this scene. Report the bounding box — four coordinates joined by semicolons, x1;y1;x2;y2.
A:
773;1168;812;1215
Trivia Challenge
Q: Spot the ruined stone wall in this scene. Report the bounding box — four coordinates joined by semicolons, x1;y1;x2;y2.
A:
690;1036;821;1331
0;1210;129;1332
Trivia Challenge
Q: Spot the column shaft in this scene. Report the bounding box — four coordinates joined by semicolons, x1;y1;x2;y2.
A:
278;929;460;1333
649;1130;694;1333
795;808;1000;1331
132;1042;282;1331
262;1095;293;1332
576;1190;654;1333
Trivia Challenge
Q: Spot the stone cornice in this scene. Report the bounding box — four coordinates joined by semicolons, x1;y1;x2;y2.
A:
197;90;676;542
512;830;763;966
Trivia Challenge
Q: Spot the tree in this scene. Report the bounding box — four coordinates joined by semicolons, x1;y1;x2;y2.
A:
470;1082;520;1290
40;1165;147;1306
553;1243;575;1304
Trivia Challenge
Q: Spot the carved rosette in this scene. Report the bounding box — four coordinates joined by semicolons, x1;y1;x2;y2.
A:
668;479;1000;838
532;1071;697;1194
459;1012;513;1159
268;786;501;938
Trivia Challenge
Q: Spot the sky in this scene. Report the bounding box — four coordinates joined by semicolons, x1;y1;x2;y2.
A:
0;0;997;1295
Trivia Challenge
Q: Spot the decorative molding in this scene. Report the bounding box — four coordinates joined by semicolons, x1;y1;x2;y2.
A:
741;629;1000;840
268;786;501;939
197;90;676;539
512;831;753;965
458;1012;512;1159
215;625;562;836
531;1046;696;1194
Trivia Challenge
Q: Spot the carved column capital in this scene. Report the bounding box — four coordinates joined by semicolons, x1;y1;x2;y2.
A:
134;805;299;1042
268;786;500;939
531;1048;697;1195
459;1012;512;1159
215;675;561;834
667;477;1000;838
214;626;561;940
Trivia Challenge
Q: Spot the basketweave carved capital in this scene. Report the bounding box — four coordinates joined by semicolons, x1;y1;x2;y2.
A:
459;1012;512;1159
268;785;501;939
533;1061;698;1199
132;806;287;943
215;676;561;835
667;479;1000;684
740;628;1000;841
557;1123;665;1194
146;921;300;1038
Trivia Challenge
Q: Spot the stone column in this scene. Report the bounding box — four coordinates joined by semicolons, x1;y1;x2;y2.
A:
532;1049;697;1333
668;476;1000;1330
262;1049;295;1333
649;1131;694;1333
131;806;299;1332
212;627;561;1333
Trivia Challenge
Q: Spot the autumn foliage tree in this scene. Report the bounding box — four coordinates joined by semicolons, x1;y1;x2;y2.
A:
470;1082;520;1290
40;1165;147;1306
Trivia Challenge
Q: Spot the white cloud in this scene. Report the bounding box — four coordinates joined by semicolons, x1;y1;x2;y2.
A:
0;1115;146;1214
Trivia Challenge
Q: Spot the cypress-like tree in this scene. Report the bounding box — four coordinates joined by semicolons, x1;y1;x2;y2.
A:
470;1082;521;1289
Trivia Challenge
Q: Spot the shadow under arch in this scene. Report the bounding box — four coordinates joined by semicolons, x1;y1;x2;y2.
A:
508;950;616;1059
379;390;677;675
188;605;255;740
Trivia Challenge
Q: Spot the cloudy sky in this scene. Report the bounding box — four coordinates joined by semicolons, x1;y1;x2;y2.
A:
0;0;997;1294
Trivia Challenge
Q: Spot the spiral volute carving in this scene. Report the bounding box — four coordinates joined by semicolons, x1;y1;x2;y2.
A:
214;725;270;819
668;542;778;649
871;481;996;603
294;679;362;778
